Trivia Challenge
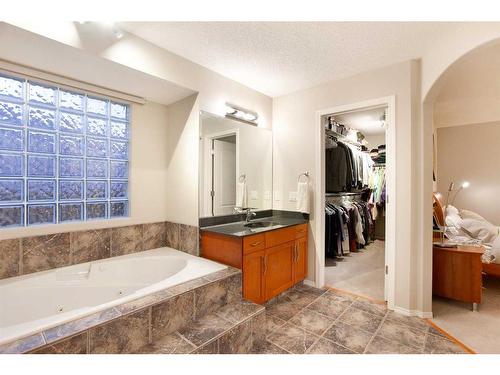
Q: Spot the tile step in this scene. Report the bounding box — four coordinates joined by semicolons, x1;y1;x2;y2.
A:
136;300;266;354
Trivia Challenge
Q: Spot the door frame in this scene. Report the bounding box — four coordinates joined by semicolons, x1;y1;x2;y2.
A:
314;95;396;309
201;128;240;217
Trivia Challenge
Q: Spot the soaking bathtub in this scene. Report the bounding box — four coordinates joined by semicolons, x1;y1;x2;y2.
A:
0;248;227;346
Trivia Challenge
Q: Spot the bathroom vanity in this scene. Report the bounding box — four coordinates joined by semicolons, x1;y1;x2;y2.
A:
198;111;308;304
200;217;308;304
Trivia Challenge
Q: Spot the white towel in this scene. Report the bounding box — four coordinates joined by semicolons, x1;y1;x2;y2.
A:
236;182;247;208
296;181;310;214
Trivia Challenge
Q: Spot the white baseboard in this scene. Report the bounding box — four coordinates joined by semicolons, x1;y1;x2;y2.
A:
303;279;316;288
393;306;433;319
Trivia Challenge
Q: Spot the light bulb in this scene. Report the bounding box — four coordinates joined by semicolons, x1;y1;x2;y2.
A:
462;181;470;189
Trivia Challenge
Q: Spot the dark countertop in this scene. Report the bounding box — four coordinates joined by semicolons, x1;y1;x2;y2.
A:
200;216;308;238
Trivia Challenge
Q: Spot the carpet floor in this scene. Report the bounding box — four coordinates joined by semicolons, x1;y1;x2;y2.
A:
324;240;386;301
431;275;500;353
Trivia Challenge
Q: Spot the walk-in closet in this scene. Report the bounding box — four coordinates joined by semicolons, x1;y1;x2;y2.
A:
323;106;387;301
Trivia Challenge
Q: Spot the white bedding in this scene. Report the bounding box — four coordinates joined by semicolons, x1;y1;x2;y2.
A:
444;206;500;264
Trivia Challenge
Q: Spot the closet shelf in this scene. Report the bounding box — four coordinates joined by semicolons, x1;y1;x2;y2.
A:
325;128;363;149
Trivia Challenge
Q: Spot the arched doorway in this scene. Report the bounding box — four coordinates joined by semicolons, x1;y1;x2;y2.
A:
423;38;500;354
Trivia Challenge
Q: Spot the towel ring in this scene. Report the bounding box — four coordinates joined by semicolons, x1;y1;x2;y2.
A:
239;174;246;183
298;172;309;182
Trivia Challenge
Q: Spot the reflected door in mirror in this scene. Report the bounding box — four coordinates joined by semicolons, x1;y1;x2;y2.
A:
213;137;236;215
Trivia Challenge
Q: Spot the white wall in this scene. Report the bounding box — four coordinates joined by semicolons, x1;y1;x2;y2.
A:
165;95;201;226
421;23;500;102
1;101;171;239
364;134;386;149
273;60;421;314
436;122;500;224
433;41;500;128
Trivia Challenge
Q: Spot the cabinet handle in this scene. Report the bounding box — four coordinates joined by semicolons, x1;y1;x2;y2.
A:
295;244;299;262
251;241;262;247
293;244;297;262
263;255;267;274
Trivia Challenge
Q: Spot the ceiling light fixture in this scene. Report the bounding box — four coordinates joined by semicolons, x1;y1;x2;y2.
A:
113;28;124;39
225;103;258;125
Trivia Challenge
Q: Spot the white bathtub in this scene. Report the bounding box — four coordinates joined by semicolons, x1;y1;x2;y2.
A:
0;248;227;345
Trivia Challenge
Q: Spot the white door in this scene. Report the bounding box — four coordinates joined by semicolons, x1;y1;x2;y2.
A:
212;138;236;215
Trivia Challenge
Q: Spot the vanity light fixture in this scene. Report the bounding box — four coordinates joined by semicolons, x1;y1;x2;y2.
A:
225;103;259;125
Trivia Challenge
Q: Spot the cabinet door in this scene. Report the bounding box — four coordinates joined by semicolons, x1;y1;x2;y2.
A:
265;242;295;300
243;250;266;304
294;236;308;283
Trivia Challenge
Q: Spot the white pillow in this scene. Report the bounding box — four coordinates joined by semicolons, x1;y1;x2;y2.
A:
460;209;488;222
461;218;499;245
445;209;463;229
446;205;460;217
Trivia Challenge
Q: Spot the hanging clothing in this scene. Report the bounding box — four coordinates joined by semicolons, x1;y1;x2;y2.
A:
369;167;386;204
326;145;348;192
325;198;373;258
326;141;373;193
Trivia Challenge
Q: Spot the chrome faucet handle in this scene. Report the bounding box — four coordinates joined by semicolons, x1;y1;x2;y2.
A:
246;209;256;222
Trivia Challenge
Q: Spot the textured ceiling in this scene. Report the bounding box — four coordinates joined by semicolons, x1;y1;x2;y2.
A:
121;22;464;97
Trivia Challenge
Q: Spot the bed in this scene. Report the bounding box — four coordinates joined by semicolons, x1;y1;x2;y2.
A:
433;193;500;278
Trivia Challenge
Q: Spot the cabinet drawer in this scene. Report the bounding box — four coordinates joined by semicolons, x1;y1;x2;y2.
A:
295;224;308;239
243;234;266;254
266;225;307;248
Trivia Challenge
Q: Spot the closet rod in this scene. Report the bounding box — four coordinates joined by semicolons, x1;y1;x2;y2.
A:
325;192;364;197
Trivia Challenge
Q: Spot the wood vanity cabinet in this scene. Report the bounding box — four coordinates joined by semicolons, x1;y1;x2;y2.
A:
201;223;308;304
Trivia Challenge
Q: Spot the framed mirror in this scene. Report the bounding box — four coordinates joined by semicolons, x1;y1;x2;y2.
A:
199;111;272;218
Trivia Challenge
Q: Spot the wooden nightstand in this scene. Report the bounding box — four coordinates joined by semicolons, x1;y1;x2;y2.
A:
432;244;484;311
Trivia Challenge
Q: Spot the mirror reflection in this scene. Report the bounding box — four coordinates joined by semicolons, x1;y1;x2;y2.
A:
199;112;272;217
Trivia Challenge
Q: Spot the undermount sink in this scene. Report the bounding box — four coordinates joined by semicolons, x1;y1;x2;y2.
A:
244;221;276;228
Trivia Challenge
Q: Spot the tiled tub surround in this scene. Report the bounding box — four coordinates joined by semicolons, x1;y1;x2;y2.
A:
0;265;243;353
137;301;266;354
257;284;468;354
0;248;226;345
0;220;199;280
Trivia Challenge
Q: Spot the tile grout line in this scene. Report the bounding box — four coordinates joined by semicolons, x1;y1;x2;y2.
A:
305;298;357;353
178;305;265;353
18;238;23;276
362;312;389;354
311;300;376;354
266;290;327;353
268;289;357;353
326;286;454;354
278;288;392;354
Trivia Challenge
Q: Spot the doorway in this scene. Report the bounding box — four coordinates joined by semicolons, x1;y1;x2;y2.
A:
212;135;237;216
315;96;396;308
200;129;239;217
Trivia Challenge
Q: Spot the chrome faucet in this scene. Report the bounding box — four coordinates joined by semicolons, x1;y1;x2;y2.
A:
245;208;257;222
234;207;257;222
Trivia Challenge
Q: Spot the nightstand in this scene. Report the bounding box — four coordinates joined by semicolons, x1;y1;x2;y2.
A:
432;244;484;311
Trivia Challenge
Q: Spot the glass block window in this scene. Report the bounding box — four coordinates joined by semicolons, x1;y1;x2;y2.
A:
0;72;130;228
